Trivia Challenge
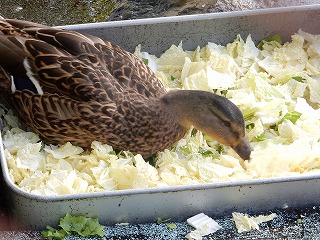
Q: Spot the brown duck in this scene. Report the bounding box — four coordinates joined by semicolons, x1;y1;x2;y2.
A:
0;18;251;160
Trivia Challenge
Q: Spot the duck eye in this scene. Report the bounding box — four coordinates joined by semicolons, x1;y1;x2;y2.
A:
223;121;231;128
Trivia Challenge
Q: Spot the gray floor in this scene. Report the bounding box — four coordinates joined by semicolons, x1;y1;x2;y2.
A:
1;206;320;239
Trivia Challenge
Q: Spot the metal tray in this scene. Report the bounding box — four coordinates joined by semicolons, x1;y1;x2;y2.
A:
1;4;320;230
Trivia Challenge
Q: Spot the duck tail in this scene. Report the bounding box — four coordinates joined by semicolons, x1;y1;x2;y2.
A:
0;66;12;93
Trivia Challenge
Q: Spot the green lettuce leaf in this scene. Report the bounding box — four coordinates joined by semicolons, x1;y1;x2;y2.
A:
257;35;282;50
279;111;302;125
42;213;105;239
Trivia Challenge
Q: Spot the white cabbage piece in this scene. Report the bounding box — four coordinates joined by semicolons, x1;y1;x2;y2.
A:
285;78;307;99
226;34;260;74
298;29;320;75
2;128;40;153
44;142;83;159
306;76;320;104
232;212;276;233
245;138;320;178
133;44;158;73
90;166;117;191
157;42;192;68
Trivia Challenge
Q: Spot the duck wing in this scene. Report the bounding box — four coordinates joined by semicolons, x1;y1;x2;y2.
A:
0;22;111;102
97;40;166;98
2;19;166;100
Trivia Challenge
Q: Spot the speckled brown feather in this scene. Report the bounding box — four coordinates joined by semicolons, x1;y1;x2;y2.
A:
0;18;183;157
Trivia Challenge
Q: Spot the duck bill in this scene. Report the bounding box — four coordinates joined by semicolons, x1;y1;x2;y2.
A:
232;139;252;160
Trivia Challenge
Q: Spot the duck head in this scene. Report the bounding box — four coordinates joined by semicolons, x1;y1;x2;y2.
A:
161;90;252;160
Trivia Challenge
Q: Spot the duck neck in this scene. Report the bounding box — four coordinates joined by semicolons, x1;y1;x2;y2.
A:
159;90;208;128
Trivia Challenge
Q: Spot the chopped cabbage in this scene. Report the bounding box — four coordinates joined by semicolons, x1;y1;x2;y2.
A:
1;30;320;195
232;212;276;233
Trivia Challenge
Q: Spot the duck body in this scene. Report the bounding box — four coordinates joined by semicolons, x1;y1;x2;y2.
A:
0;18;251;160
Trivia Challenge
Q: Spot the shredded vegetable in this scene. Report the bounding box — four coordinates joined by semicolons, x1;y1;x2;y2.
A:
1;30;320;195
232;212;277;233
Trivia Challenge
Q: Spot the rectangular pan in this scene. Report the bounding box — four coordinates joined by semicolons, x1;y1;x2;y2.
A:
1;4;320;230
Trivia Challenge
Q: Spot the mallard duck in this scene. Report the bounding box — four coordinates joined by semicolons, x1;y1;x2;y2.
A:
0;18;251;160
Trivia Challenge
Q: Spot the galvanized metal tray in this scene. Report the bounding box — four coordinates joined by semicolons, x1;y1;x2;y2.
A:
1;4;320;230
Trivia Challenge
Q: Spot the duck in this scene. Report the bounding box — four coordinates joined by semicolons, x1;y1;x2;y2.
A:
0;17;251;160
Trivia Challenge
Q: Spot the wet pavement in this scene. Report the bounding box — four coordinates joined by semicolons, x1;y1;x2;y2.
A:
109;0;320;20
